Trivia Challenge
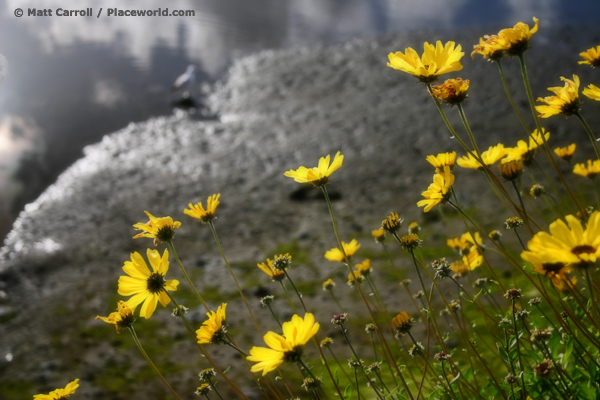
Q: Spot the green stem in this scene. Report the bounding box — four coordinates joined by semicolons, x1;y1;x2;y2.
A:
457;103;481;155
512;181;531;232
167;240;211;312
497;59;531;134
128;326;183;400
223;340;249;356
585;268;600;324
206;377;225;400
279;281;299;314
283;269;308;312
267;304;282;328
575;111;600;160
511;299;526;400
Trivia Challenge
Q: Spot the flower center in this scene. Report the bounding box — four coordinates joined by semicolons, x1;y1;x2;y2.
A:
283;346;304;363
541;263;565;275
146;272;166;294
572;245;596;256
156;225;176;243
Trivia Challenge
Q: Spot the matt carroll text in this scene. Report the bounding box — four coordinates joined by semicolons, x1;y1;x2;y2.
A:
28;8;93;17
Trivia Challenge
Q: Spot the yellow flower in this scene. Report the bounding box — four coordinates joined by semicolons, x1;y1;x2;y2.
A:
247;313;319;376
381;212;403;234
387;41;464;84
447;232;482;253
34;379;79;400
521;212;600;269
430;78;470;106
451;249;483;276
257;259;287;281
184;194;220;223
471;34;507;61
408;222;421;234
426;151;457;173
504;129;550;165
347;270;364;286
118;249;179;319
324;239;361;262
372;228;386;243
573;159;600;179
133;211;182;245
456;144;506;170
498;160;523;181
417;166;454;212
536;75;581;118
583;84;600;101
355;259;371;275
497;17;539;56
392;311;413;335
95;301;136;334
283;152;344;187
196;303;227;344
322;278;335;291
579;45;600;67
554;144;576;162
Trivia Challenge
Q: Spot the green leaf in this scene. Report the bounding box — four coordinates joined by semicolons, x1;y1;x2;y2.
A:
334;368;339;386
343;384;352;400
223;366;231;374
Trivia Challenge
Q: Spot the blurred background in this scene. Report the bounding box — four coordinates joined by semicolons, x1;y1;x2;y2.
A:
1;0;600;242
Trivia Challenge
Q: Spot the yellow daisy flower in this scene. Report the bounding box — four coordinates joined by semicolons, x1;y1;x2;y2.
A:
471;34;507;61
447;232;482;253
579;45;600;67
521;212;600;269
257;259;286;281
583;84;600;101
247;313;320;376
387;41;464;84
496;17;539;56
417;166;454;212
504;129;550;165
196;303;228;344
118;249;179;319
456;144;506;170
133;211;182;245
355;259;371;275
536;75;581;118
283;152;344;187
372;228;386;243
95;301;136;334
521;236;574;288
573;159;600;179
426;151;457;173
347;270;364;286
498;160;523;181
322;278;335;291
184;194;220;223
392;311;413;335
430;78;470;106
34;379;79;400
324;239;361;262
451;249;483;276
554;144;576;162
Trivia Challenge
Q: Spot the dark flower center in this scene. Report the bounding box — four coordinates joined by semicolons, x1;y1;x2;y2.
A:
283;346;304;363
156;225;176;243
572;245;596;256
146;272;166;294
541;263;565;275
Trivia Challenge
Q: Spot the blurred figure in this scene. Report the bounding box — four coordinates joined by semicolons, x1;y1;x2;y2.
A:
171;64;196;99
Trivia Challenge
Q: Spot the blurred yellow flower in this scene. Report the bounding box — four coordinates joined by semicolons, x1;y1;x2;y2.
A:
381;212;403;234
95;301;136;334
325;239;361;262
447;232;482;253
387;41;464;84
497;17;539;56
322;278;335;291
573;159;600;179
521;212;600;269
579;45;600;67
197;303;228;344
247;313;319;376
451;249;483;275
456;144;506;170
498;160;523;181
118;249;179;319
583;84;600;101
426;151;457;173
536;75;581;118
347;270;364;286
417;166;454;212
372;228;386;242
184;194;220;223
430;78;470;106
133;211;181;245
257;259;287;281
284;152;344;187
504;129;550;165
355;259;371;275
34;379;79;400
554;144;576;162
471;34;507;61
392;311;413;335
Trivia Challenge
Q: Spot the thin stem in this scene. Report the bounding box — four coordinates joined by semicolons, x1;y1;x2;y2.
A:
511;299;526;400
497;59;531;134
585;268;600;324
223;340;249;357
167;240;211;312
512;181;531;232
279;281;299;314
575;111;600;160
457;103;481;155
128;326;183;400
283;270;308;312
207;377;225;400
267;304;282;328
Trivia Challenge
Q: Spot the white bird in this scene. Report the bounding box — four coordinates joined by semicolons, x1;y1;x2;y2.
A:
171;65;196;98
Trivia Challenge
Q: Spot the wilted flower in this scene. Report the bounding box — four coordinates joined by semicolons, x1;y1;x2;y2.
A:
432;258;452;280
260;295;275;307
489;230;502;241
408;222;421;234
530;184;545;198
533;359;554;378
302;376;323;392
504;289;522;300
399;233;422;251
471;34;506;61
430;78;470;106
331;313;348;326
408;343;424;358
505;217;524;230
381;212;403;234
392;311;414;336
497;17;539;56
498;160;523;181
96;301;136;334
320;337;334;347
198;368;216;382
195;383;212;396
